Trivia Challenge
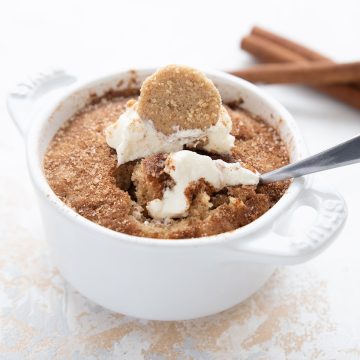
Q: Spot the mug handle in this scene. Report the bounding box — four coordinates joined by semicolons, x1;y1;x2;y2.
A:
7;68;77;137
228;179;347;265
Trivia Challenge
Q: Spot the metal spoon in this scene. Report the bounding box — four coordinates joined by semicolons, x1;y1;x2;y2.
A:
260;134;360;184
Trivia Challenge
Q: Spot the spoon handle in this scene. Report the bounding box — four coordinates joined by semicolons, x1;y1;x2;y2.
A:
260;134;360;184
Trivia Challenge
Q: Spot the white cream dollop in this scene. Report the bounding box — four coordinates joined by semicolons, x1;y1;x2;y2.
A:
147;150;260;219
105;102;235;165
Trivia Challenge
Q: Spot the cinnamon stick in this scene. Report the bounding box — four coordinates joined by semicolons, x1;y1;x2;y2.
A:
251;26;330;61
251;26;360;87
241;35;305;63
240;30;360;110
230;61;360;85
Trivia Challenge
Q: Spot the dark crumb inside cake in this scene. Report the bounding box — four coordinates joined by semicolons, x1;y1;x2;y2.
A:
44;92;290;239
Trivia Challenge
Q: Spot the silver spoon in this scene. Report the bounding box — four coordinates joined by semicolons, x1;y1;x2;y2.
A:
260;134;360;184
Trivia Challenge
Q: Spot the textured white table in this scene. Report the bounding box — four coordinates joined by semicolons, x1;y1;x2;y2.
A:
1;0;360;358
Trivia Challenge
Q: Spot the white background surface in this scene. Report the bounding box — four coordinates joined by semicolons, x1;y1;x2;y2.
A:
1;0;360;359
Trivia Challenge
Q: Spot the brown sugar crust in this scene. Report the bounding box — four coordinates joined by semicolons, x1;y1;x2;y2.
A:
137;65;221;135
44;93;290;239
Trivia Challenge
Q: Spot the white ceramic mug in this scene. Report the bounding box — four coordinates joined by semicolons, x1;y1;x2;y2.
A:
7;68;347;321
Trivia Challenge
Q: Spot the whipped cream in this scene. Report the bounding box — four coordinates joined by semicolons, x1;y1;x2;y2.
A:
105;102;235;165
147;150;260;219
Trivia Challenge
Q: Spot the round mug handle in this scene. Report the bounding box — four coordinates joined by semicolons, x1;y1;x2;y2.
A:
227;178;347;265
7;68;77;137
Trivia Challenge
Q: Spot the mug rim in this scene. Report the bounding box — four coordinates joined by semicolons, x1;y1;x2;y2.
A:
26;68;308;248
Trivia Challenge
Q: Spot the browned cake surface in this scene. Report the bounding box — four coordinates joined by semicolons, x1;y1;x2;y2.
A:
44;94;290;239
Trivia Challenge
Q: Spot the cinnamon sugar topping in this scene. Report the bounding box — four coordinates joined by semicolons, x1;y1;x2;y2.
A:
44;93;290;239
